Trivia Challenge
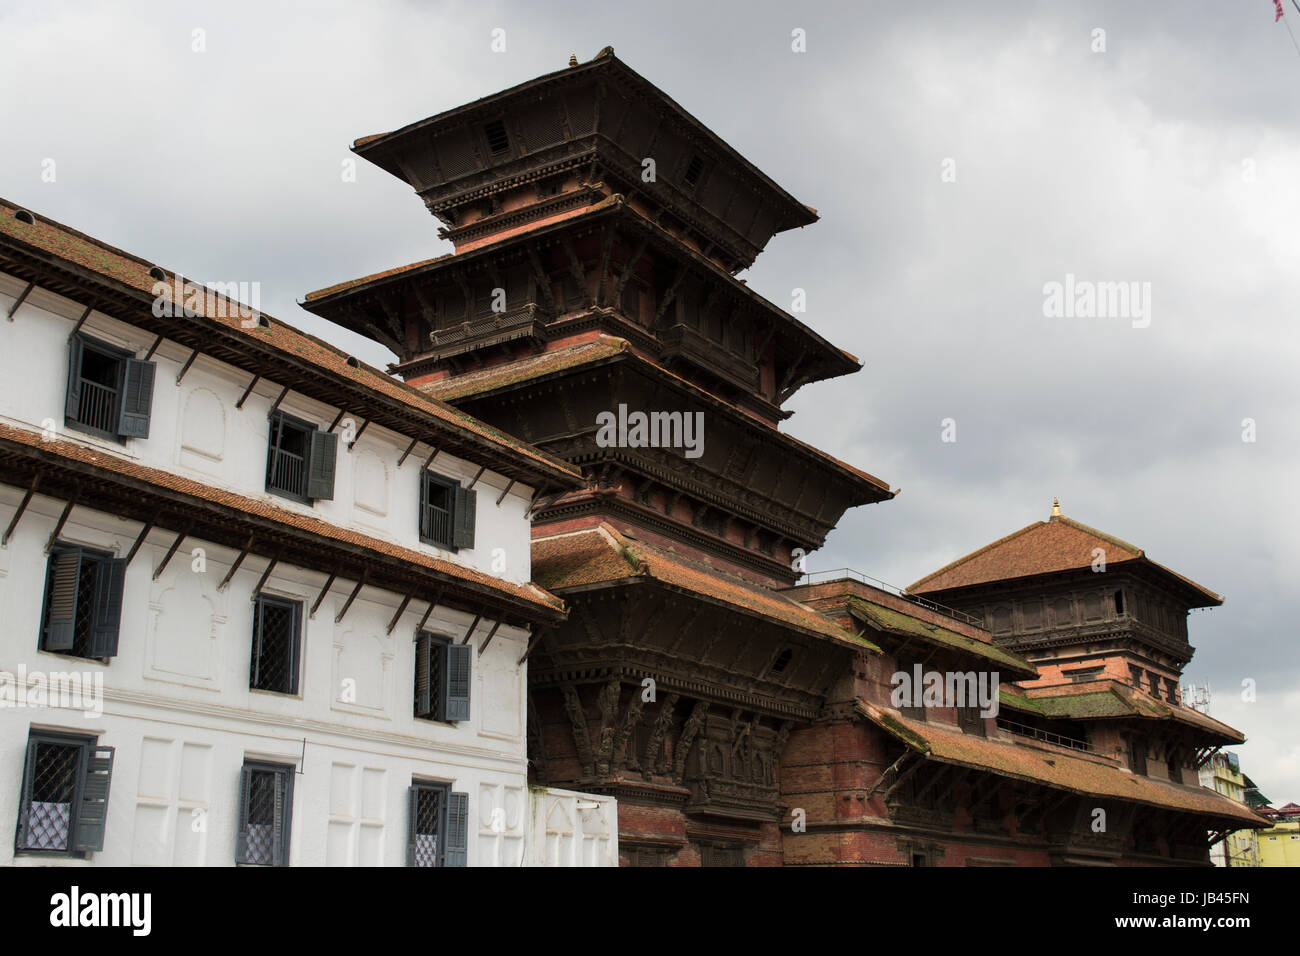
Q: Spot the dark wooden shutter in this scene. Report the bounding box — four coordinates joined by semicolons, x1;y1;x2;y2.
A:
116;358;156;438
273;766;293;866
405;786;420;867
452;485;477;549
287;601;302;696
418;472;431;540
306;429;338;500
43;548;82;651
14;738;40;850
72;745;115;852
65;338;83;423
235;765;252;863
414;632;435;718
444;791;469;867
90;557;127;659
445;642;472;722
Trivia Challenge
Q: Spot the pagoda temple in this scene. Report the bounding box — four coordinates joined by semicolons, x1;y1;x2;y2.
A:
304;48;1265;865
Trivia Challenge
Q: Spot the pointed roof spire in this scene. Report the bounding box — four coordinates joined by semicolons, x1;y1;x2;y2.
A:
1051;497;1062;519
568;53;578;67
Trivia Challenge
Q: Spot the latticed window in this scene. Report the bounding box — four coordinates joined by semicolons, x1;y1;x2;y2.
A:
700;843;744;867
406;783;468;867
266;411;337;503
236;762;293;866
250;595;302;695
40;544;126;660
14;731;114;855
414;631;472;722
419;471;476;551
1129;737;1148;776
65;334;155;441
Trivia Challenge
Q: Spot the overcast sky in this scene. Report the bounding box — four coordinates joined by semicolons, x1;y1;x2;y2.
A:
2;0;1296;805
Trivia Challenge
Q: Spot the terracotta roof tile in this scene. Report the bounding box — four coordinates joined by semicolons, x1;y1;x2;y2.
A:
858;701;1267;827
1006;680;1246;743
532;523;878;650
908;513;1220;605
0;422;564;616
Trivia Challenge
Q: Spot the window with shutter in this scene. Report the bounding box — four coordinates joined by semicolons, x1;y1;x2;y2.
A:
65;335;146;442
249;595;302;695
445;643;472;722
419;472;457;549
407;782;449;867
236;761;294;866
444;791;469;867
41;544;123;660
266;412;316;502
413;631;468;722
14;731;112;857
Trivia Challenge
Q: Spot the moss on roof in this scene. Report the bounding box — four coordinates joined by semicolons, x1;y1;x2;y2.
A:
848;598;1037;677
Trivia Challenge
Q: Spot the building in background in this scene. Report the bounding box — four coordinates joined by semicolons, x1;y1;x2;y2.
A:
302;47;1266;864
1257;803;1300;867
0;202;616;866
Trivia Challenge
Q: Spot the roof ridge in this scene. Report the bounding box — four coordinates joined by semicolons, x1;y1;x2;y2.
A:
1055;515;1143;558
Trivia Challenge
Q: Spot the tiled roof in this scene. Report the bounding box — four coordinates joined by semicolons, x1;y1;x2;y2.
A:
424;335;893;496
908;513;1221;605
0;421;564;617
304;253;454;302
847;598;1037;679
1002;681;1246;744
531;523;878;650
857;700;1267;827
0;199;582;488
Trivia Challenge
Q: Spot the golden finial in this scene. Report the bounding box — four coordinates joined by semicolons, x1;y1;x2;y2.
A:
1051;497;1062;519
568;53;578;67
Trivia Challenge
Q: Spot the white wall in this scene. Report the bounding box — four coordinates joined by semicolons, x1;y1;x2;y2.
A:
0;273;535;585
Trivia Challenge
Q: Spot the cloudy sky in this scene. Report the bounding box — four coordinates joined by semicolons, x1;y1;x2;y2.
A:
3;0;1296;804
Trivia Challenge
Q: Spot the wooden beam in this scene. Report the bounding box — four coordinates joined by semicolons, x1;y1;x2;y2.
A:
460;612;482;645
347;418;369;451
217;534;254;591
385;593;414;635
326;409;346;433
495;478;516;506
250;558;279;600
235;373;261;409
142;333;165;361
396;437;419;467
123;516;157;567
6;281;34;321
2;475;38;547
151;529;187;580
44;492;79;554
67;304;94;341
334;574;367;624
477;620;502;657
414;590;443;635
422;447;439;471
467;465;486;489
517;625;550;665
266;384;291;418
174;348;200;385
309;571;338;618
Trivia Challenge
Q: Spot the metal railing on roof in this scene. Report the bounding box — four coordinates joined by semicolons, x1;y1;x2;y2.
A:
797;568;984;627
996;718;1096;754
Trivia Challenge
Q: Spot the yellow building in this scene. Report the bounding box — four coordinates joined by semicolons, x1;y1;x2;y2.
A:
1258;803;1300;867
